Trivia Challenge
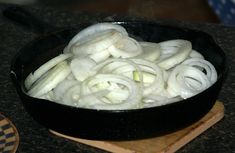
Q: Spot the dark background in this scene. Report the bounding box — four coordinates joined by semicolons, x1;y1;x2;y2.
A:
1;0;220;23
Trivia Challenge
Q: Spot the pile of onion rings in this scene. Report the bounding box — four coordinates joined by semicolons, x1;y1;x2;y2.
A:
25;23;217;110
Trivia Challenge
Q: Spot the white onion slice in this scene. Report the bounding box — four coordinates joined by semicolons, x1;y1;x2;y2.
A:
97;61;128;73
189;50;204;59
79;90;110;107
64;23;128;53
53;79;78;100
89;49;110;63
108;36;143;58
28;61;71;97
133;71;155;83
70;57;97;81
142;94;182;107
25;53;72;90
108;59;164;96
182;58;217;83
91;82;129;103
135;42;161;61
71;30;123;56
79;74;141;110
105;89;129;103
97;58;164;96
61;84;82;106
66;73;76;80
131;59;164;95
157;40;192;70
93;58;144;85
167;65;210;99
39;91;57;101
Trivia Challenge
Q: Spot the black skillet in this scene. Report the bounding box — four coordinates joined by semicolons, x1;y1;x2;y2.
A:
5;6;227;140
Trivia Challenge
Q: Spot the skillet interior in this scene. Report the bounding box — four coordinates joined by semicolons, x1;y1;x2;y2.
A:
10;21;227;140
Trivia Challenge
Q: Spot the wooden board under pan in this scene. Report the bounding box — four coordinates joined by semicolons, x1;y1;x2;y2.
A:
50;101;224;153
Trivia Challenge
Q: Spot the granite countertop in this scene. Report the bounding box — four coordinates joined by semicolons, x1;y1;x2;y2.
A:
0;4;235;153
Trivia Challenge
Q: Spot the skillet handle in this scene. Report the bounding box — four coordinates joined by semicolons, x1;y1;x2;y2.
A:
3;6;56;34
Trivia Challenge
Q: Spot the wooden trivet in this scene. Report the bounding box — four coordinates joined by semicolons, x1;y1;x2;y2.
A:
50;101;224;153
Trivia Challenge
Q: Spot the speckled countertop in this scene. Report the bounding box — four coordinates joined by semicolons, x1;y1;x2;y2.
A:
0;4;235;153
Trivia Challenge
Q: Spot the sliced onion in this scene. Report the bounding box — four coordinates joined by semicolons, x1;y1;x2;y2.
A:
62;83;82;106
105;89;129;103
70;57;97;81
189;50;204;59
53;79;78;100
89;49;110;63
167;65;210;99
24;22;218;110
142;94;182;107
64;23;128;53
79;74;142;110
39;91;57;101
131;59;164;95
91;82;129;103
66;73;76;80
96;60;128;73
25;53;72;90
93;58;144;86
135;42;161;61
71;30;123;56
95;58;164;96
108;36;143;58
182;58;217;83
133;71;155;83
163;70;169;82
78;90;110;107
157;40;192;70
28;61;71;97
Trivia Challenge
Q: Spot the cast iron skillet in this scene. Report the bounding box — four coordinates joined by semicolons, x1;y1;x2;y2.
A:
5;7;227;140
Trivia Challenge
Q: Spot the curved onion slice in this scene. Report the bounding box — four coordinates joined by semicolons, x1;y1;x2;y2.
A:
131;59;164;95
70;57;97;81
53;79;78;100
94;58;164;96
89;49;110;63
93;58;143;83
39;91;57;101
64;23;128;53
25;53;72;90
96;58;145;92
108;36;143;58
105;89;129;103
91;82;129;103
28;61;71;97
79;74;142;110
71;30;123;56
66;73;76;80
108;59;164;96
62;83;81;106
135;42;161;61
189;50;204;59
157;40;192;70
167;65;210;99
182;58;217;83
142;94;182;107
96;60;128;73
